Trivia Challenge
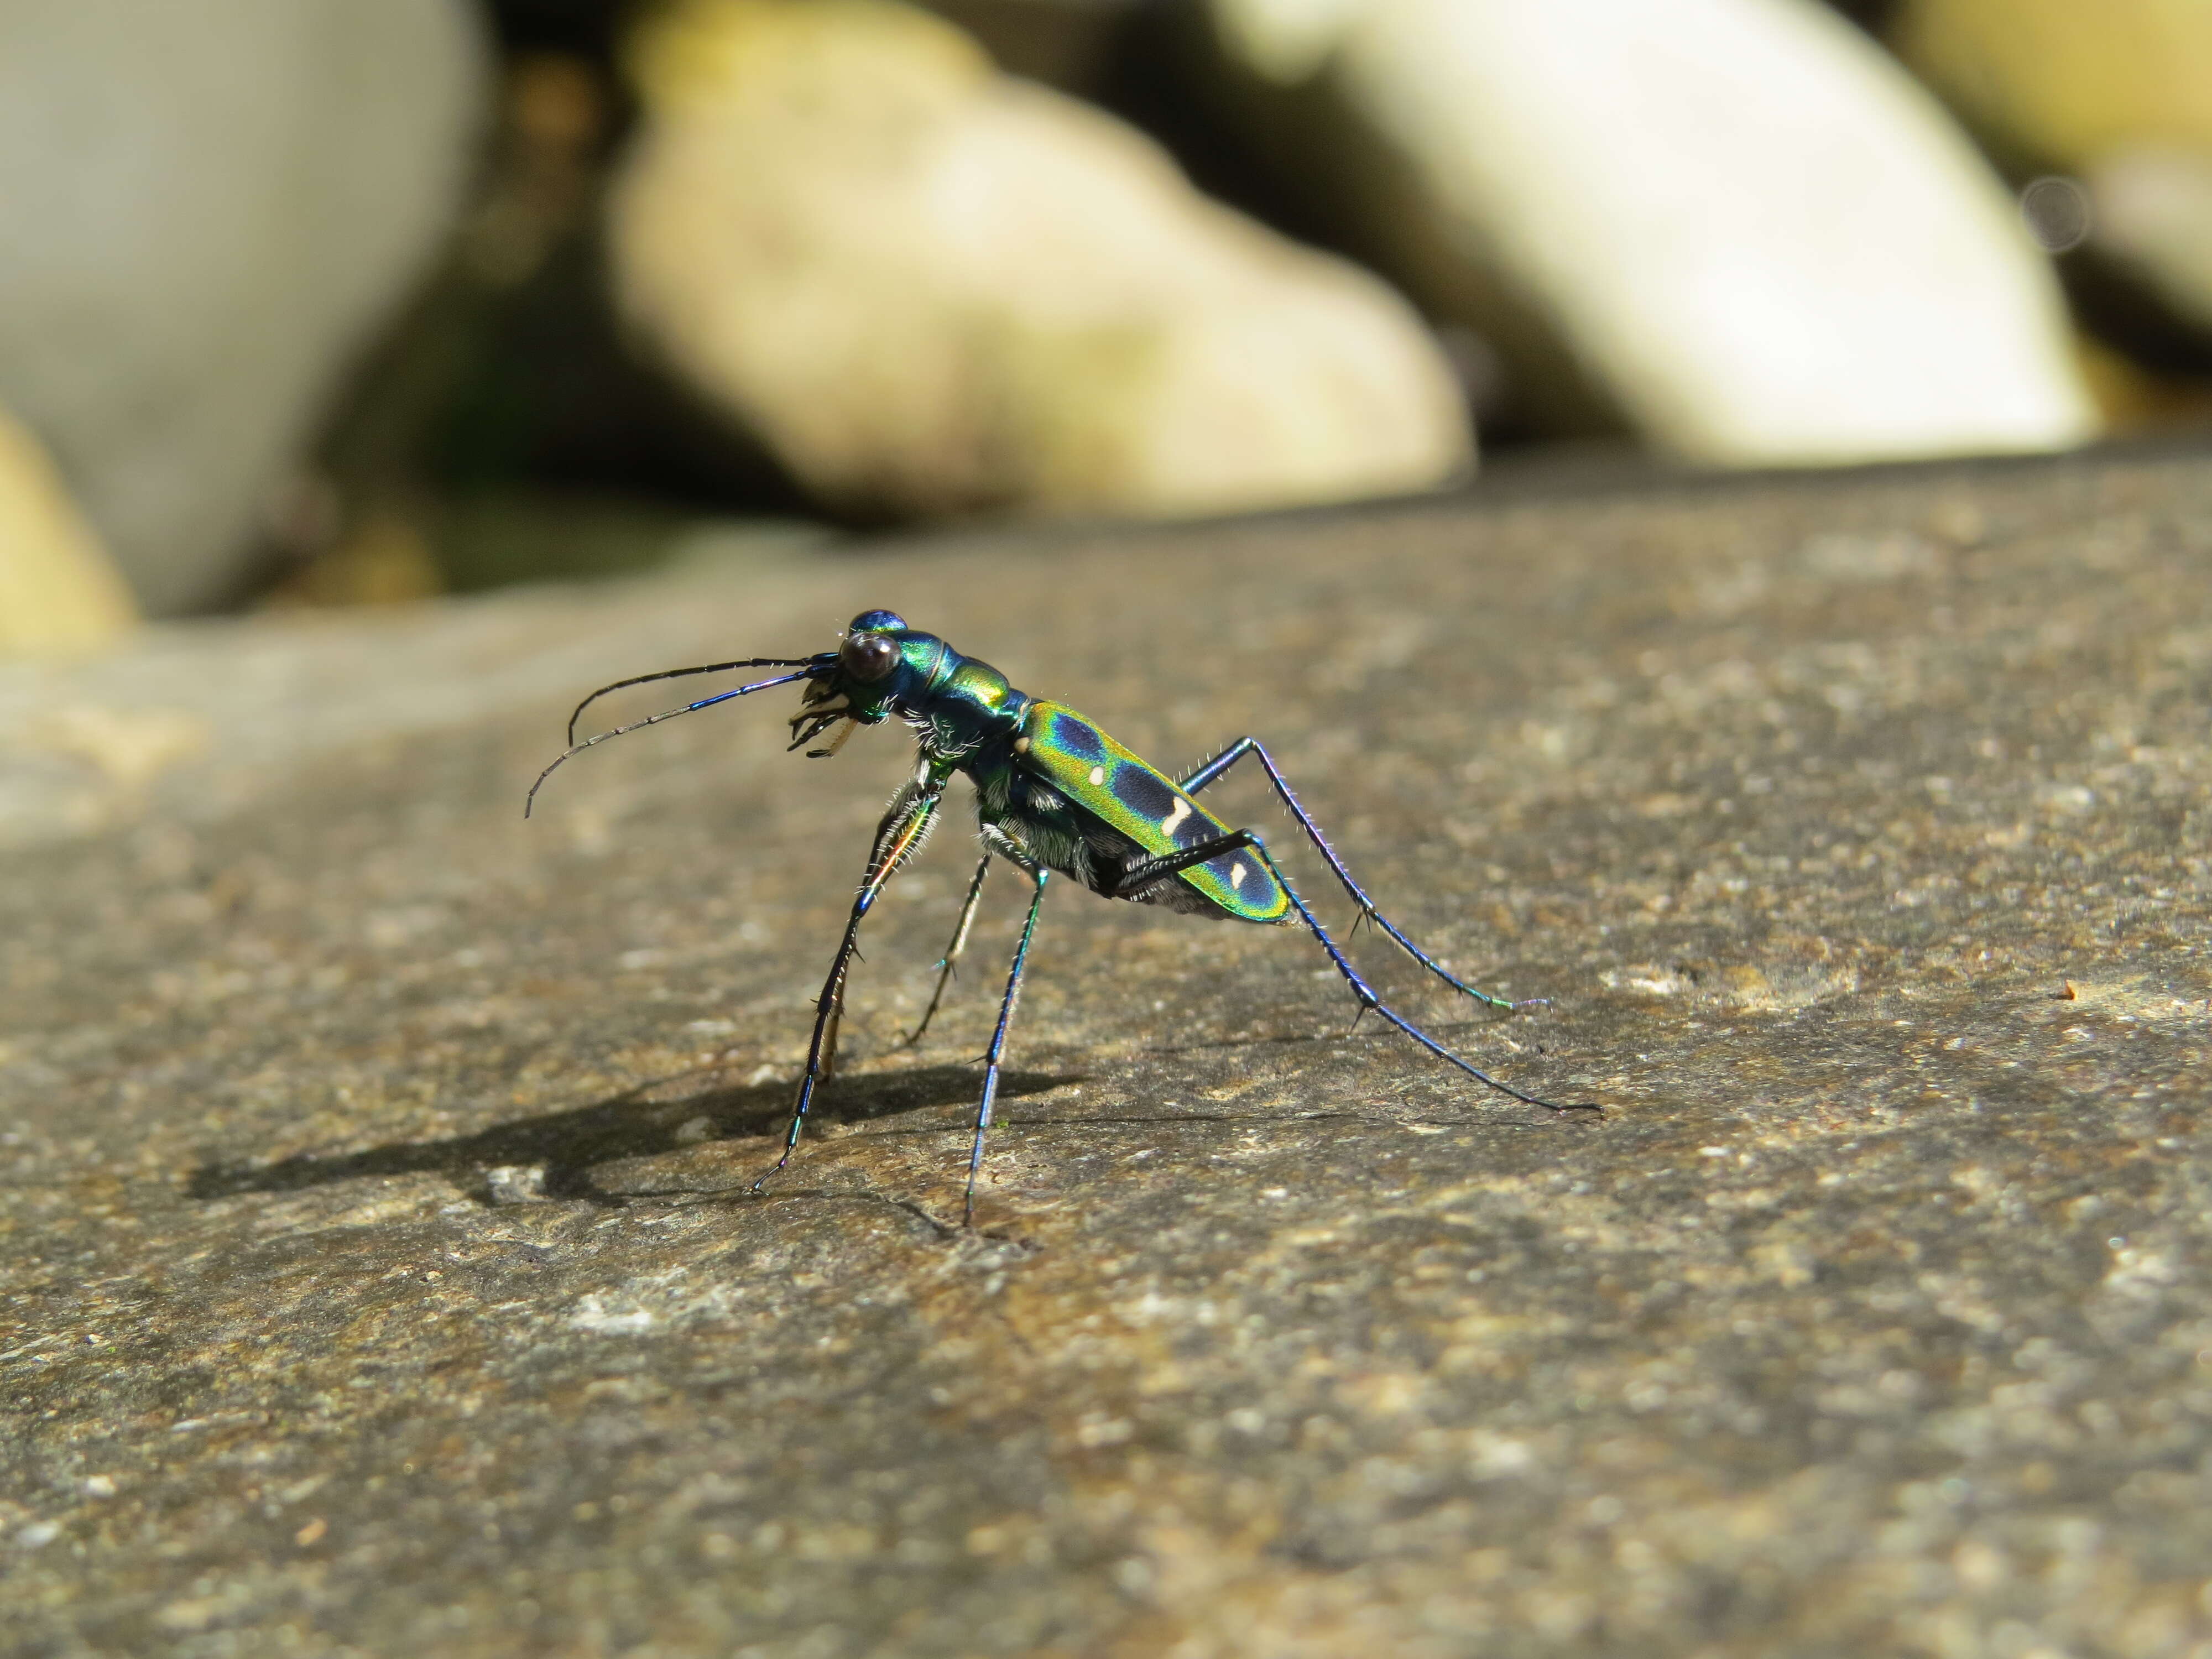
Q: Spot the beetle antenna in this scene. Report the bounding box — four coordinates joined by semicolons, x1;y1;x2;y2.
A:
565;656;827;745
525;667;820;817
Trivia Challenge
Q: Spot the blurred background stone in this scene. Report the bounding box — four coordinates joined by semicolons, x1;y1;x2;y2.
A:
921;0;1149;90
2089;150;2212;347
1887;0;2212;169
1889;0;2212;394
0;0;491;617
2;0;2211;654
1179;0;2100;463
608;0;1472;521
295;30;821;606
0;408;138;656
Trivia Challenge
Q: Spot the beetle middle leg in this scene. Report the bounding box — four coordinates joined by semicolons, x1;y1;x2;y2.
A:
903;852;992;1048
961;860;1048;1226
1177;738;1540;1014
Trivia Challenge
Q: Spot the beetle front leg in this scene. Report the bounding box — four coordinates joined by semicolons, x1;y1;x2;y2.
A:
754;768;946;1193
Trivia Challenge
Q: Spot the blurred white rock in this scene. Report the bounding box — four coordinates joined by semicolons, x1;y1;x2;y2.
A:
0;1;489;615
0;408;137;656
2088;150;2212;342
1893;1;2212;369
1890;0;2212;169
1198;0;2099;466
609;0;1471;521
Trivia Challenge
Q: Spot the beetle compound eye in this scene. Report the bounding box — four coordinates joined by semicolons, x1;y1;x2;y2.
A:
840;632;899;682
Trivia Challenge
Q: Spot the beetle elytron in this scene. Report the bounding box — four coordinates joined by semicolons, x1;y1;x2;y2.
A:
528;611;1595;1223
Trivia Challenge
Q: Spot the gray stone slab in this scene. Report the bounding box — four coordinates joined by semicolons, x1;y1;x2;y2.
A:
4;453;2210;1656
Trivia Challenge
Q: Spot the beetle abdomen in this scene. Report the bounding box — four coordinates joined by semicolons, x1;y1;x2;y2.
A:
1016;703;1290;924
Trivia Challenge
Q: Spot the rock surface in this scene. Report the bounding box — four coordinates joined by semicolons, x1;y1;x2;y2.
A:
0;0;488;615
1192;0;2099;464
0;406;137;656
5;450;2212;1653
609;0;1472;521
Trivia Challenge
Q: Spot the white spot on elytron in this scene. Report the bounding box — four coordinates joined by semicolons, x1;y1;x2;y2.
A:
1230;863;1246;890
1161;797;1192;837
1013;735;1030;754
1089;765;1105;787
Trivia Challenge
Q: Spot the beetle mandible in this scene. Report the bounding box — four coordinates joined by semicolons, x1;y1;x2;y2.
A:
528;610;1597;1224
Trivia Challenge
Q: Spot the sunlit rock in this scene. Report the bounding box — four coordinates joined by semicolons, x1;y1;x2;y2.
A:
1197;0;2099;465
609;0;1471;521
1893;1;2212;371
0;409;137;656
2087;149;2212;343
1890;0;2212;168
0;1;488;614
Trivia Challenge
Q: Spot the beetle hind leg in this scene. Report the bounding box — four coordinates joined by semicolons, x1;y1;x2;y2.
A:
1235;833;1599;1117
1176;738;1541;1013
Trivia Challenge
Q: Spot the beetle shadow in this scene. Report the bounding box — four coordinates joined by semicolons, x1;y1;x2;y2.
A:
186;1063;1084;1207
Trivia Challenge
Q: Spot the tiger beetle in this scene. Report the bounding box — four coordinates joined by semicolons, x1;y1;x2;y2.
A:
527;611;1595;1225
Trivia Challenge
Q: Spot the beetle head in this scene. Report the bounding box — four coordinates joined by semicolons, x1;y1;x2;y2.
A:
790;610;944;755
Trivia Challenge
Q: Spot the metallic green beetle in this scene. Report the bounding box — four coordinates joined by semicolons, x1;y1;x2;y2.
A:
528;611;1593;1224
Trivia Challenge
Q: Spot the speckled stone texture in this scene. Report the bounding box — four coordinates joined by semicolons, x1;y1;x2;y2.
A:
4;452;2211;1657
